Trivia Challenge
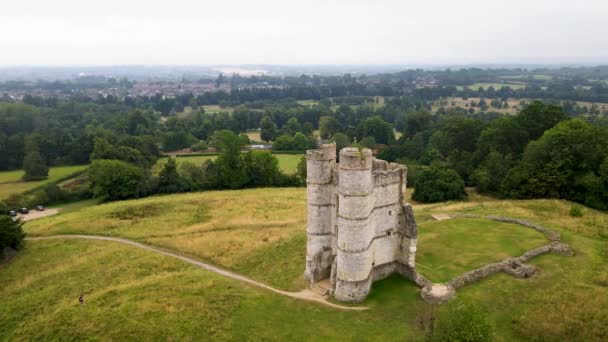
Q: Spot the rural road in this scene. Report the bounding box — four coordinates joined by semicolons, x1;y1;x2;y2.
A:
25;235;367;311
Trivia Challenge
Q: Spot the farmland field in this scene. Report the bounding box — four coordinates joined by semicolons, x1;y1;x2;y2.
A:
154;153;303;174
0;165;88;199
456;82;526;91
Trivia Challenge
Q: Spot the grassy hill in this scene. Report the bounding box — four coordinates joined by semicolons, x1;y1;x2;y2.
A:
3;188;608;340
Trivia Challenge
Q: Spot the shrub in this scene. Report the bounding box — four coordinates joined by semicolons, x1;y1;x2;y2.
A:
191;140;208;151
434;303;494;342
22;148;48;181
89;159;148;200
569;206;583;217
412;166;465;203
0;216;26;250
0;201;8;215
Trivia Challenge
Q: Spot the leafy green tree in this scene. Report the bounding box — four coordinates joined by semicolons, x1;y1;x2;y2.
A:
471;151;513;194
360;136;376;149
502;119;608;209
157;157;189;193
357;116;394;145
191;140;208;151
272;134;294;150
516;101;567;141
90;137;152;168
283;118;301;136
319;116;341;139
260;116;278;142
162;131;197;151
243;151;280;186
0;216;25;251
296;156;307;183
412;166;465;203
292;132;313;150
331;133;350;152
214;131;249;189
404;111;432;138
89;159;147;200
22;138;48;181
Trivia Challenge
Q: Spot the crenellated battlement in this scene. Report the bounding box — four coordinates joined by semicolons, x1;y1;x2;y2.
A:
304;143;419;303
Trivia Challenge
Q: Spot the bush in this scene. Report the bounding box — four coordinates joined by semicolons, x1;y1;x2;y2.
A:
434;304;494;342
412;166;465;203
0;201;8;215
569;206;583;217
89;159;148;200
0;216;26;250
191;140;208;151
243;151;281;186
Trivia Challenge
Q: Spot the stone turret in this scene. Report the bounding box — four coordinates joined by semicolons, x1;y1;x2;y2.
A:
304;143;337;284
334;147;375;301
305;144;420;303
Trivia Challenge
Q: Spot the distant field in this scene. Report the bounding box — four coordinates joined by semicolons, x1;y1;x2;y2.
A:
245;131;262;142
0;165;88;199
296;99;319;106
456;82;526;91
202;104;233;113
154;153;303;175
431;96;522;114
501;74;554;81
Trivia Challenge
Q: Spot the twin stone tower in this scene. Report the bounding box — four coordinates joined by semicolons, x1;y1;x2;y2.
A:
304;143;420;302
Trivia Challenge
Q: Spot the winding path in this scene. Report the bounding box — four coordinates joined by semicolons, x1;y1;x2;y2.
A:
25;235;367;311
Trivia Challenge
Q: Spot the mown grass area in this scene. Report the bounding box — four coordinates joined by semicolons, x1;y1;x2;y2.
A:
153;154;303;175
19;188;608;340
416;218;548;282
0;165;88;199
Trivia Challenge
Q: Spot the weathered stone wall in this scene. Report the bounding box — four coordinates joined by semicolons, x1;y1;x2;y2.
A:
306;144;420;303
304;144;337;284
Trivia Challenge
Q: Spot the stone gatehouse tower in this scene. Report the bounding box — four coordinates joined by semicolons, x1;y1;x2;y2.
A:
304;143;419;302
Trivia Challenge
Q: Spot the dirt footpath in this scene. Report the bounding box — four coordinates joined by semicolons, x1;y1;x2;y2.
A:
18;208;60;221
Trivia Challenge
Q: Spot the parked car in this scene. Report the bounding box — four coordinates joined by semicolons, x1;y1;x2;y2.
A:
19;207;29;214
9;210;17;217
36;205;45;211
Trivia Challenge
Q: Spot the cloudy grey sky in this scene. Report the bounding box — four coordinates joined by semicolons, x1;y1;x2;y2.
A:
2;0;607;66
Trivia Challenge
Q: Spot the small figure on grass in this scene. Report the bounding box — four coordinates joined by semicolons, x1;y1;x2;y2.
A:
79;295;85;306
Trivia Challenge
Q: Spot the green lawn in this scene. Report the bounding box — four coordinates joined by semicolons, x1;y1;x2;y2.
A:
16;189;608;340
0;165;88;199
154;153;303;175
417;218;549;282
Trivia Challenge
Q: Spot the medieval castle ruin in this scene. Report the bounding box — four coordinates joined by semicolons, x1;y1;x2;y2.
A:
304;143;420;302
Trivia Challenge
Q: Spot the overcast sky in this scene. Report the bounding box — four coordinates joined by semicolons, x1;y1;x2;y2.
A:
2;0;607;66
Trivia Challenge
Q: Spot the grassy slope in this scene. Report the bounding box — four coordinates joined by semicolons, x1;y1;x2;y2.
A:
17;188;608;340
154;154;303;175
0;165;88;199
0;239;421;341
